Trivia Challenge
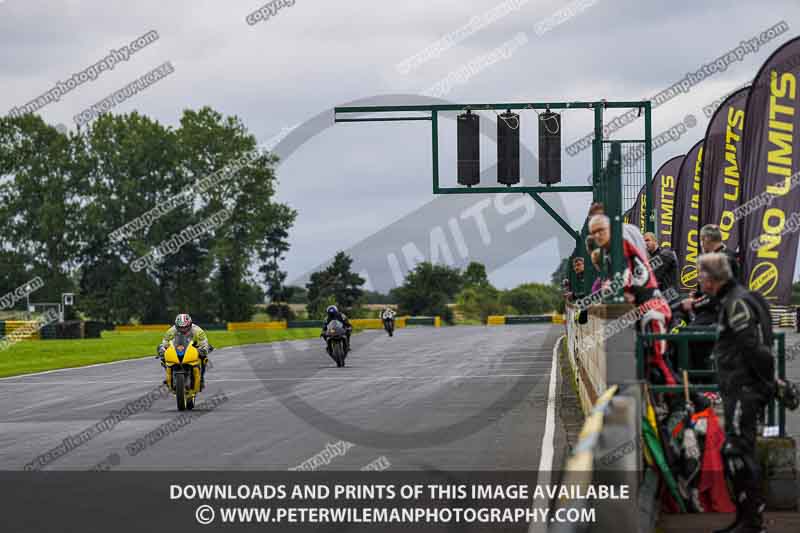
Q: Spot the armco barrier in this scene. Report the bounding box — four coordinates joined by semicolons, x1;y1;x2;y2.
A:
227;321;287;331
288;318;410;329
487;314;565;325
405;316;439;327
505;315;553;324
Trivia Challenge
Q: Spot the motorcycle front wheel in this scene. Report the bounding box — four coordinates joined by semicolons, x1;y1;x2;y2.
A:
333;342;345;367
175;371;186;411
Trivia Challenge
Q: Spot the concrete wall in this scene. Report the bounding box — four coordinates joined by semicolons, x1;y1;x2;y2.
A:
565;302;636;414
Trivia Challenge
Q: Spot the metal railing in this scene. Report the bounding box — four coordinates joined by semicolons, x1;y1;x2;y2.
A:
636;328;787;436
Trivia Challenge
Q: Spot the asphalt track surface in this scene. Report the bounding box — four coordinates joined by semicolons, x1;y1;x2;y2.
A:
0;324;566;472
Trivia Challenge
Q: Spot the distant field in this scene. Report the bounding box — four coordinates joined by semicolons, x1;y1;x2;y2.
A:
0;328;322;378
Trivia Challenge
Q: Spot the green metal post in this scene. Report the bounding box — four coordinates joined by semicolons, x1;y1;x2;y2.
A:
607;142;624;303
644;103;654;233
431;110;439;193
679;338;688;372
592;104;603;204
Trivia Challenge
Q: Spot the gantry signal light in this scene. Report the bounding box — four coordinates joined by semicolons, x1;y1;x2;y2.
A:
497;111;520;186
457;110;480;186
538;111;561;184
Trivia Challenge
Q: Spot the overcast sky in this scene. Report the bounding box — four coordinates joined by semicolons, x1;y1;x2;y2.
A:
3;0;800;290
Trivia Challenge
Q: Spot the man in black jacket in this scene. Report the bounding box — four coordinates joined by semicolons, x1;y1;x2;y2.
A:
677;225;741;382
644;232;677;292
698;253;774;533
681;225;741;324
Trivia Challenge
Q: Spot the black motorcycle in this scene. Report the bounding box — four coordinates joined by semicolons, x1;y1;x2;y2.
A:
382;316;395;337
324;320;349;367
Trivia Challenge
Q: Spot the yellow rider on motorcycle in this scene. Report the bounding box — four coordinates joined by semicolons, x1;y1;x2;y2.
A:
158;314;211;388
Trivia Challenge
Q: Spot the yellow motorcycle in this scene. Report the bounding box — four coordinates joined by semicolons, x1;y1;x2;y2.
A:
160;333;208;411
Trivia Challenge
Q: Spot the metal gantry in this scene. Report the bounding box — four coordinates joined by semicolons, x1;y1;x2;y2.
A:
334;100;653;302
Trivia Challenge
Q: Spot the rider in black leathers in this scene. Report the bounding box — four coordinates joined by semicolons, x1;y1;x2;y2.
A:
700;253;774;533
321;305;353;352
676;226;741;382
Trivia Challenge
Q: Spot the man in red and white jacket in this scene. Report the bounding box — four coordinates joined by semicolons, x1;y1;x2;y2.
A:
588;214;677;385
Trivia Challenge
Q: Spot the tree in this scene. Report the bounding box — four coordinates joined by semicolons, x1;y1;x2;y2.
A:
360;290;395;304
462;261;490;287
75;112;189;323
0;115;82;303
501;283;562;315
1;107;296;324
178;108;295;322
393;262;462;324
306;252;365;318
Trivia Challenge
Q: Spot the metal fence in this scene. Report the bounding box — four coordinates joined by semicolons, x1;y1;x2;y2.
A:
636;328;788;436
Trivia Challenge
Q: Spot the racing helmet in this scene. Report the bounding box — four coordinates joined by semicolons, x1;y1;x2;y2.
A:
175;313;193;335
326;305;338;319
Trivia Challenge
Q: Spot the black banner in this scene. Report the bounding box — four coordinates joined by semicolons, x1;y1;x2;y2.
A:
700;86;750;253
652;156;684;249
740;37;800;304
673;141;704;291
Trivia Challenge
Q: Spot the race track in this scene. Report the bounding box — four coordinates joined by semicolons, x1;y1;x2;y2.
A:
0;325;566;472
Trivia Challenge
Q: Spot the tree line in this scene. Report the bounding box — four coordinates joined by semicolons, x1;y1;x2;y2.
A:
300;254;563;323
1;109;563;325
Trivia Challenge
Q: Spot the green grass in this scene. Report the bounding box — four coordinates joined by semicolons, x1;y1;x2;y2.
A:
0;328;322;378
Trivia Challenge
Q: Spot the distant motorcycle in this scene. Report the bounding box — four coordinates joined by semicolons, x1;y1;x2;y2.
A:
324;320;349;367
383;316;395;337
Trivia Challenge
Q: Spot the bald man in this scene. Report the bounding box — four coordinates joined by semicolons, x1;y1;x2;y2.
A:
589;214;676;386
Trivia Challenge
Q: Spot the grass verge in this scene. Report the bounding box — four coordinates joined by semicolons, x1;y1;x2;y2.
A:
0;328;322;378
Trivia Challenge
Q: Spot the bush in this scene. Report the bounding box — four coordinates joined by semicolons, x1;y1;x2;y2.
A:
85;321;114;339
456;285;510;324
394;262;462;325
501;283;561;315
